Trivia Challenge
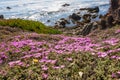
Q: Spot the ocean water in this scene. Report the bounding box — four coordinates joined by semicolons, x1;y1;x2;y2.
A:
0;0;109;26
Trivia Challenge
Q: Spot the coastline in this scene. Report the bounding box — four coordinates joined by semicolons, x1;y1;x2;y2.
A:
0;0;120;79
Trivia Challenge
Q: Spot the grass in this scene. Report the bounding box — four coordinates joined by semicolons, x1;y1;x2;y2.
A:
0;19;62;34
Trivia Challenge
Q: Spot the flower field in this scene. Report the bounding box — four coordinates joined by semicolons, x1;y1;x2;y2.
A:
0;27;120;79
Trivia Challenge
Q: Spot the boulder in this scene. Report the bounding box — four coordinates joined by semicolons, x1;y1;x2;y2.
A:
82;14;91;23
81;23;93;36
69;13;81;21
0;15;4;19
6;7;11;9
92;14;98;19
106;14;114;27
99;19;107;29
47;20;50;22
88;6;99;13
55;18;70;28
62;3;70;7
92;22;98;30
80;6;99;13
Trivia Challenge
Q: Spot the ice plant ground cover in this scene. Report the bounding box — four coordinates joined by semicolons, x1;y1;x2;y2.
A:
0;26;120;79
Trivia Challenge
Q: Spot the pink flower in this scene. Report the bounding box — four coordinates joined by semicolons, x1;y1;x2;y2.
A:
117;71;120;74
115;29;120;34
111;73;116;78
8;60;25;67
42;65;48;71
97;52;107;58
42;73;48;79
53;65;65;69
66;58;73;61
103;38;119;46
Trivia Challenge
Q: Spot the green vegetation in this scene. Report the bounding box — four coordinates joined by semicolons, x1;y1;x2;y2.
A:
0;19;61;34
0;53;120;80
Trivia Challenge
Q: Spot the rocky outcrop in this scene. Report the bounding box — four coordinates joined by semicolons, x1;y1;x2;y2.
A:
98;0;120;29
55;0;120;36
109;0;120;13
0;15;4;19
69;13;81;21
108;0;120;24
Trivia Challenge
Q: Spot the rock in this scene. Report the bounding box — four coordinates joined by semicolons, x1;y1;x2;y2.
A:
88;6;99;13
82;14;91;23
47;20;50;22
109;0;120;13
106;14;114;27
92;14;98;19
62;3;70;7
115;8;120;24
92;22;98;30
76;21;84;26
108;0;120;24
80;6;99;13
99;19;107;29
55;18;70;28
81;23;93;36
99;14;104;19
6;7;11;9
69;13;81;21
77;12;81;14
0;15;4;19
83;14;91;19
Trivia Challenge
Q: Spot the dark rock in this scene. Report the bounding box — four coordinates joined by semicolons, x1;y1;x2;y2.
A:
79;8;87;10
62;3;70;7
60;18;70;24
115;8;120;24
109;0;120;13
55;18;70;28
106;14;114;27
81;23;93;36
77;12;81;14
80;6;99;13
92;14;98;19
6;7;11;9
108;0;120;24
99;14;103;19
92;22;98;30
76;21;84;26
69;13;81;21
0;15;4;19
83;14;91;19
88;6;99;13
47;20;50;22
82;14;91;23
99;19;107;29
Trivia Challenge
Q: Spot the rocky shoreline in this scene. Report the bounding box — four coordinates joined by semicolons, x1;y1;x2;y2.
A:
0;0;119;36
54;0;120;36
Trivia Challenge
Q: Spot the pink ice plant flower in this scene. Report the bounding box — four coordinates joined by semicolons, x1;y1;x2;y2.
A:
42;73;48;79
53;65;65;69
115;29;120;34
103;38;119;45
41;65;48;71
66;58;73;61
8;60;25;67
